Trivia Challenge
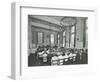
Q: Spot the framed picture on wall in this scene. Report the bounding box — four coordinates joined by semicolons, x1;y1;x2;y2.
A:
11;2;96;80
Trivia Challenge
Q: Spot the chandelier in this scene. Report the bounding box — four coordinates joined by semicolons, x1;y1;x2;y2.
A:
60;17;77;31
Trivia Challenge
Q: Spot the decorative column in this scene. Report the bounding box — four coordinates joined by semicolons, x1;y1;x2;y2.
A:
60;17;77;48
59;31;63;47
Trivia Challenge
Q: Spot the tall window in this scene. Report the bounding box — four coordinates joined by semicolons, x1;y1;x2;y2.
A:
37;32;43;44
57;34;60;47
63;31;66;47
70;26;75;48
50;34;54;46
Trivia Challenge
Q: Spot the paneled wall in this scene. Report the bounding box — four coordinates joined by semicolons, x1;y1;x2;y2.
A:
75;17;87;49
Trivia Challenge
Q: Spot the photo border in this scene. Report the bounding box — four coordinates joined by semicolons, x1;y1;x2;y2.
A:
11;2;96;80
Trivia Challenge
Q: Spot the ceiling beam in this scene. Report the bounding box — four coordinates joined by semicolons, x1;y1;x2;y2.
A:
30;21;60;31
30;15;61;26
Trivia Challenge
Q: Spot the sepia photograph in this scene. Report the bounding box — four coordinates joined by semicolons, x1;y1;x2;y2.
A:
28;15;88;67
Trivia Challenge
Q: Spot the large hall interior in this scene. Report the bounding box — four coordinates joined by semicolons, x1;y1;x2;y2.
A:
28;15;88;66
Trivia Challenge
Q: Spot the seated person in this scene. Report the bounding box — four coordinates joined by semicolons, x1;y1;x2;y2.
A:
51;56;58;65
42;52;48;63
58;55;64;65
42;47;48;63
37;49;44;57
75;50;80;64
69;52;73;60
72;52;76;62
46;49;50;54
57;51;62;56
68;51;73;64
64;52;69;61
79;49;83;61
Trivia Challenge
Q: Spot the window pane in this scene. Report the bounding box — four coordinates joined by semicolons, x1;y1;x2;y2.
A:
38;32;43;44
70;34;75;48
51;34;54;46
63;31;66;47
70;26;75;48
71;26;75;33
58;34;60;47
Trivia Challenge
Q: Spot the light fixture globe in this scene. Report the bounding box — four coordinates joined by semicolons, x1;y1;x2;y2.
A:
60;17;77;30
